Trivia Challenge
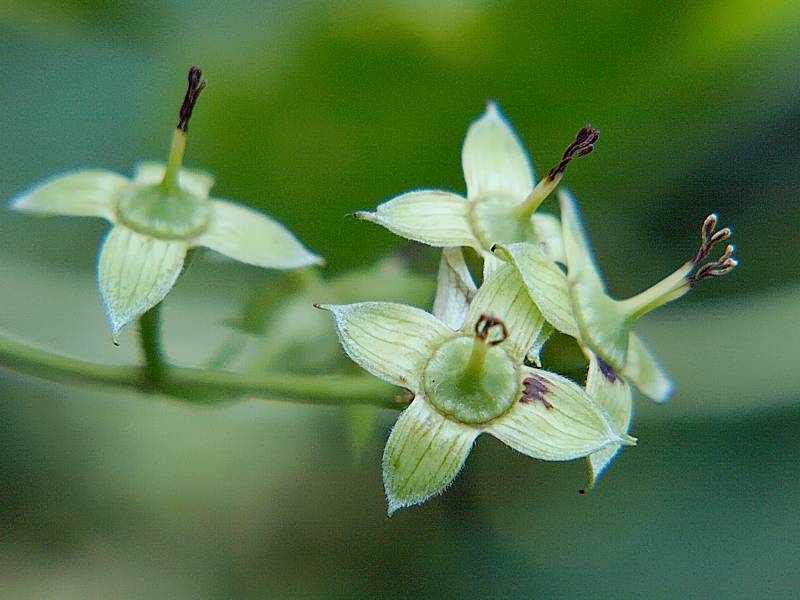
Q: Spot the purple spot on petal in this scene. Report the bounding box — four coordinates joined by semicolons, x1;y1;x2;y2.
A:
596;357;620;383
521;375;553;409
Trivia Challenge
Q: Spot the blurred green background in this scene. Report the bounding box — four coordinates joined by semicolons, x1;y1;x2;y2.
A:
1;1;799;598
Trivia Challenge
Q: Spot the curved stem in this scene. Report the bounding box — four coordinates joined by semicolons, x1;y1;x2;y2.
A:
139;303;166;388
0;332;399;410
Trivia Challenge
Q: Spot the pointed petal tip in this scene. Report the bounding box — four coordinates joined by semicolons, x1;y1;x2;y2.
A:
386;497;403;517
303;253;326;268
8;193;27;211
353;210;376;222
618;433;637;447
313;303;329;310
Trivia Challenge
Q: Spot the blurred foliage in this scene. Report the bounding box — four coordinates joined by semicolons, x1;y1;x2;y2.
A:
1;1;799;598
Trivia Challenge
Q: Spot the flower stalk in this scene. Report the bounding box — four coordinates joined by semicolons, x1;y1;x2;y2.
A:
138;302;167;389
0;331;397;409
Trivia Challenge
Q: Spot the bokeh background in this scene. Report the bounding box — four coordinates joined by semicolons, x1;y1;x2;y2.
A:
1;1;799;598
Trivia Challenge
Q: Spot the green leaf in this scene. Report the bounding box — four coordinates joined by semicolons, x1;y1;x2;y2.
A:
383;398;478;515
10;170;127;221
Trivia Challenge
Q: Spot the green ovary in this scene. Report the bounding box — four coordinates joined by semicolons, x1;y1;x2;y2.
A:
424;336;519;424
116;183;210;240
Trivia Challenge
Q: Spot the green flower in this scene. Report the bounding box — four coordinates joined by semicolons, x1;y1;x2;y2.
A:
318;259;634;514
559;190;737;399
496;193;736;490
354;102;598;270
10;68;322;341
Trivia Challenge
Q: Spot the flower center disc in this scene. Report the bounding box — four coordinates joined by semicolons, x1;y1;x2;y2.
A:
116;183;211;240
423;337;518;424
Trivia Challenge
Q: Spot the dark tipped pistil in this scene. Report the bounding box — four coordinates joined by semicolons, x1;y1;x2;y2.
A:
689;213;737;285
474;314;508;346
177;67;207;132
546;125;600;180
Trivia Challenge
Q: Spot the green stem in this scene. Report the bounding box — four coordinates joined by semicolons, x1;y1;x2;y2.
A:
139;303;167;388
0;332;399;410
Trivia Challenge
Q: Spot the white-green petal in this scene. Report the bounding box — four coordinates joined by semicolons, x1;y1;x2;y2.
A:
465;263;545;364
560;189;604;291
571;284;632;371
383;398;478;515
560;190;631;370
461;102;534;202
624;333;674;403
584;355;633;492
320;302;453;392
531;212;566;264
194;199;323;269
355;190;479;248
481;249;504;282
487;367;635;461
432;248;476;331
494;242;580;338
97;225;187;339
527;321;554;367
133;162;215;199
10;170;127;221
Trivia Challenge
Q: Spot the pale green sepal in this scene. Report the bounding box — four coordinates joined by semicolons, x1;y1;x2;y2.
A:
97;225;187;339
383;398;478;515
10;170;128;221
559;189;604;291
133;162;215;199
355;190;479;248
481;250;504;282
560;189;634;368
495;242;580;338
584;354;633;492
432;248;476;330
531;212;566;264
487;366;635;461
624;333;674;403
194;199;323;269
572;283;632;371
527;321;554;367
461;102;534;202
465;264;545;364
320;302;453;392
